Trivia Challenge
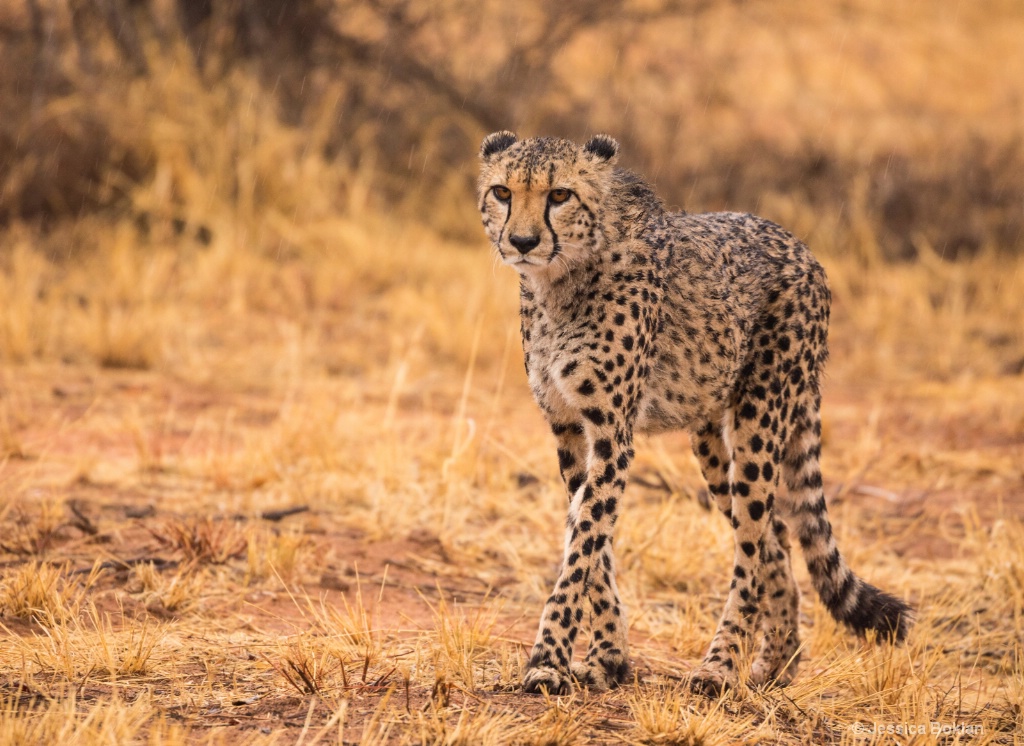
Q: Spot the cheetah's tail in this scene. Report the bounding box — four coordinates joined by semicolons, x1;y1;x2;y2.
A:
785;412;913;644
807;554;913;644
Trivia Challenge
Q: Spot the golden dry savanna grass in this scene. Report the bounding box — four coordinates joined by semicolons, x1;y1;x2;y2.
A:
2;0;1024;744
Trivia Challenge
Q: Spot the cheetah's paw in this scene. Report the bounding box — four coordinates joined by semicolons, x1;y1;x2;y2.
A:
570;655;631;691
689;663;737;697
522;666;573;695
750;650;801;688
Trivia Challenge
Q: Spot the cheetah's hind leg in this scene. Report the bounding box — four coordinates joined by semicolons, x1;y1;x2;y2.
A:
691;421;801;692
749;519;802;687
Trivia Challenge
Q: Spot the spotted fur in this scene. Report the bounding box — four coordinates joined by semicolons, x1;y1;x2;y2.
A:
478;132;912;696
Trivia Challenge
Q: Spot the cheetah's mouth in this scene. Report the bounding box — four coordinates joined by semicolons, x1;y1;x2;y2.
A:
503;253;543;268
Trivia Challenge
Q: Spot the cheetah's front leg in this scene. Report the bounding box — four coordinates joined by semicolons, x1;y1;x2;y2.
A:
523;417;634;694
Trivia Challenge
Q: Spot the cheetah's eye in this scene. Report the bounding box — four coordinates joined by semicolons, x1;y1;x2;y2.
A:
492;185;512;201
548;188;571;204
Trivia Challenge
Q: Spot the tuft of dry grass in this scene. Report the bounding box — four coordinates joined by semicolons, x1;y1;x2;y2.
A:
627;686;761;745
427;594;501;692
147;517;248;566
0;501;69;558
0;562;82;625
0;693;158;746
245;526;311;585
125;562;206;617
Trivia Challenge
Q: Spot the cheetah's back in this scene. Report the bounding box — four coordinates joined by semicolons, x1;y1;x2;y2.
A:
637;211;830;435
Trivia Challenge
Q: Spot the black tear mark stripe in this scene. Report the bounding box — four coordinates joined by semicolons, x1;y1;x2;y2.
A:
544;198;562;261
498;198;512;247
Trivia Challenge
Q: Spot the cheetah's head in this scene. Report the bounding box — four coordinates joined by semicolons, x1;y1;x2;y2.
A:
478;132;619;278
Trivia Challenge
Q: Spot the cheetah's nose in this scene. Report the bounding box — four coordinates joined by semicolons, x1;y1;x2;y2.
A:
509;234;541;254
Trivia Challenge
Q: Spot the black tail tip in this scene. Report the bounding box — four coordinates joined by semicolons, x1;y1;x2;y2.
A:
843;585;913;644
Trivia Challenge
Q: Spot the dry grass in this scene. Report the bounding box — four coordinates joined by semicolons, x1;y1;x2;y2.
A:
2;222;1020;745
1;0;1023;743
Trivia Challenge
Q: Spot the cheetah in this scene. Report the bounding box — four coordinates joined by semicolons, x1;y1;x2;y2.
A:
477;131;912;696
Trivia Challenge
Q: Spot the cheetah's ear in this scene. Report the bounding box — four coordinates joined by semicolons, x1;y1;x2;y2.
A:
480;131;518;159
583;134;619;164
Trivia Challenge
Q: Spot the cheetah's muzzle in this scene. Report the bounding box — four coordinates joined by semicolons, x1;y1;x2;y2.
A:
477;131;913;696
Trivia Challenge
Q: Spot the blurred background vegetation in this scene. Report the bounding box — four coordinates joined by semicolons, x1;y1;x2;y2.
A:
0;0;1022;379
3;0;1023;255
